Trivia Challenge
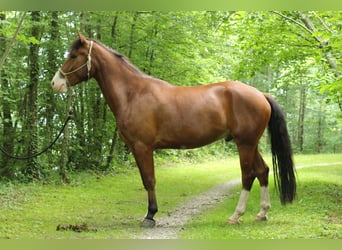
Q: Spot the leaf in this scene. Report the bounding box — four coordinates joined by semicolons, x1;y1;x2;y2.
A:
16;34;41;45
27;36;41;45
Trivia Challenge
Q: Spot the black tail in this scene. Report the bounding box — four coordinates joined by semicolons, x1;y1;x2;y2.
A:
265;95;296;205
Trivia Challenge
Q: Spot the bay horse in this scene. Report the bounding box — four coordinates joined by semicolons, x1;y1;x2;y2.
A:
51;32;296;227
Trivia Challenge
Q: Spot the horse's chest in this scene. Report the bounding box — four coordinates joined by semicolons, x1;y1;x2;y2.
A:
117;114;157;146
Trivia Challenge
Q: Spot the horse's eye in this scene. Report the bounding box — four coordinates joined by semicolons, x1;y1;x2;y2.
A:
70;54;77;59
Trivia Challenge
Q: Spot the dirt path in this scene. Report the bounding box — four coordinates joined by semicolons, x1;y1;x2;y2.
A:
136;179;241;239
136;162;342;239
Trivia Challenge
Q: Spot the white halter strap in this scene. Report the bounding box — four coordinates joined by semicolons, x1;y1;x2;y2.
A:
59;40;94;82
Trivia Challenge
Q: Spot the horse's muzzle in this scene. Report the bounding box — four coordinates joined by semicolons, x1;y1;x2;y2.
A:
51;70;67;93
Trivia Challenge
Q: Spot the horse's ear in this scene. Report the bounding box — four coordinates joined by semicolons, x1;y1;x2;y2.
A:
78;32;87;44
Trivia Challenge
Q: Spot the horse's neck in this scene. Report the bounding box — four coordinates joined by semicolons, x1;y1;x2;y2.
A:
93;52;144;117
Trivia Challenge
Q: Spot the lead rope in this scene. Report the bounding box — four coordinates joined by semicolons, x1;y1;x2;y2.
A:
0;112;72;160
0;41;94;160
0;89;75;160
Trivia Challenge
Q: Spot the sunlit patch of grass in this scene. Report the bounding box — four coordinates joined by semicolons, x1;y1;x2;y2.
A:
0;154;340;239
0;156;240;239
179;163;342;239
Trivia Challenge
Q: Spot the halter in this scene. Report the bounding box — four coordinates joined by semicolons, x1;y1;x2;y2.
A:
59;40;94;85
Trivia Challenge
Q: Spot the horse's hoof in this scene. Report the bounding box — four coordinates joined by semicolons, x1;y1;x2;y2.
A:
227;218;240;225
141;218;156;228
255;215;268;222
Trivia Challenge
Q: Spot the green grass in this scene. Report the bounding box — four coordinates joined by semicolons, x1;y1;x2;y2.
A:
179;157;342;239
0;157;240;239
0;153;341;239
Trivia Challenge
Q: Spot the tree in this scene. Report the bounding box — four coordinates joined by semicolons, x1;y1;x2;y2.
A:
0;12;14;176
45;11;60;168
272;11;342;111
0;11;341;182
23;11;41;179
0;11;27;178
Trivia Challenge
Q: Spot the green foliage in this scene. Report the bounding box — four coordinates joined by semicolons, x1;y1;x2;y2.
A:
0;11;341;181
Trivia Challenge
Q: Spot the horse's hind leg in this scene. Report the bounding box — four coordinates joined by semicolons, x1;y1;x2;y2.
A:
228;144;256;224
254;150;271;221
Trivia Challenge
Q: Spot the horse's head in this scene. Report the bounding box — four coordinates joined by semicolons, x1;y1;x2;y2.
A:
51;32;94;93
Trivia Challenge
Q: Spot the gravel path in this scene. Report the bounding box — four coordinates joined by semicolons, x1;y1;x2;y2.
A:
136;179;241;239
135;161;342;239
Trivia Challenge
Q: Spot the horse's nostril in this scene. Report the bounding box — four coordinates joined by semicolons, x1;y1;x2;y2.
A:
51;81;55;86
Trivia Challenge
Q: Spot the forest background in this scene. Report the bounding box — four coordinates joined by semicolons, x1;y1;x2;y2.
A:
0;11;341;182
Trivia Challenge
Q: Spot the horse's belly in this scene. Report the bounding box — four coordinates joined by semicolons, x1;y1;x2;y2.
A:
155;128;230;149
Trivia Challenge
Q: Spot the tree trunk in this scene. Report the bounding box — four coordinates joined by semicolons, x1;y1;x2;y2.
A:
105;127;118;169
24;11;41;179
0;12;15;176
46;11;69;183
316;97;325;153
46;11;59;166
0;73;14;175
144;23;157;75
297;83;306;152
128;12;139;58
111;13;119;40
59;90;72;183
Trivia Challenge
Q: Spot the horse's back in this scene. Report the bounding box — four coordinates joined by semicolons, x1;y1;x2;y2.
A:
151;80;270;148
120;79;271;149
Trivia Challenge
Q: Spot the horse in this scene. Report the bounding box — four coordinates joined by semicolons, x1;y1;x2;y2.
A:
51;32;296;227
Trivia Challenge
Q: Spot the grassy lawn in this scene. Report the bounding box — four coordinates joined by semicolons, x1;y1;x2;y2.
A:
179;156;342;239
0;153;341;239
0;157;240;239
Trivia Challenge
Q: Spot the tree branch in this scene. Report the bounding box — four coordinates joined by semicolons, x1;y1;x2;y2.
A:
0;11;27;70
271;11;316;37
272;11;340;77
298;12;326;45
313;11;333;33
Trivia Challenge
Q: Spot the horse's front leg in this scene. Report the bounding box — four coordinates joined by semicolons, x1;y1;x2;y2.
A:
132;142;158;228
